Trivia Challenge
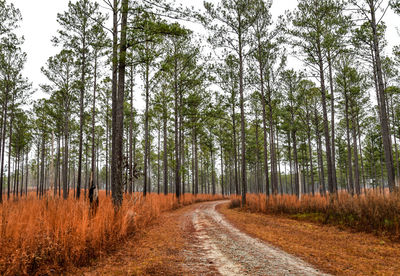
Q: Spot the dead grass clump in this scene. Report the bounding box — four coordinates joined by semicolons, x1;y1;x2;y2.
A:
0;192;223;275
229;195;241;209
229;199;241;209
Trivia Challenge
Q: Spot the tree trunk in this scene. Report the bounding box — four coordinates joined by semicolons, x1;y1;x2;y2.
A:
238;25;247;205
292;129;299;197
314;107;326;195
7;94;15;200
163;103;168;195
157;126;161;194
370;3;395;191
344;80;355;195
267;81;278;195
144;58;150;197
231;93;239;195
0;92;8;202
129;63;134;194
111;0;128;208
105;99;109;196
194;131;199;195
90;49;98;205
40;135;45;198
173;44;181;200
352;111;361;195
306;102;315;195
328;51;338;192
317;41;334;195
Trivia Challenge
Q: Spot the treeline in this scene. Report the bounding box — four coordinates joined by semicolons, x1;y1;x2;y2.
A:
1;0;400;208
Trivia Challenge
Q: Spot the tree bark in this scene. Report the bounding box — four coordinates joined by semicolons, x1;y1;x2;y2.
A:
369;2;395;191
238;21;247;205
111;0;128;208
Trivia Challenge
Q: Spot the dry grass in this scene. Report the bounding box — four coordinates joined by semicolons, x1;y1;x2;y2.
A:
70;201;218;276
234;191;400;238
0;192;223;275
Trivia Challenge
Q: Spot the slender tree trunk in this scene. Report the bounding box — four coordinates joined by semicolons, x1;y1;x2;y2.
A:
255;110;260;194
370;3;395;191
40;135;45;198
211;147;216;195
306;104;315;196
292;129;299;197
157;126;161;194
36;141;40;197
90;49;98;204
288;131;293;195
231;94;239;195
317;41;334;195
356;114;366;194
163;104;168;195
267;81;278;195
173;44;181;200
25;150;29;196
315;107;326;195
0;89;9;202
179;86;185;196
238;26;247;205
344;81;355;195
0;100;3;200
328;51;338;192
54;137;60;197
112;0;128;208
105;100;109;196
63;112;69;199
194;131;199;195
276;129;283;195
220;141;224;196
77;28;87;200
15;151;19;197
144;58;150;197
20;150;24;197
7;94;15;200
128;65;134;194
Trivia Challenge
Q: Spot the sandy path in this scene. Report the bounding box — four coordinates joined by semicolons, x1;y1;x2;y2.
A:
182;200;328;276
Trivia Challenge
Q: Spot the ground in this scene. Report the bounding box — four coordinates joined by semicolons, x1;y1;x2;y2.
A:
70;200;400;275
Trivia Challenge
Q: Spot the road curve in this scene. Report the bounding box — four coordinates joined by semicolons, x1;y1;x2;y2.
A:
181;200;328;276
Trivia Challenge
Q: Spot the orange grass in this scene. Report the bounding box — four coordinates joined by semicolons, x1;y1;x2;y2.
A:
232;191;400;238
0;191;223;275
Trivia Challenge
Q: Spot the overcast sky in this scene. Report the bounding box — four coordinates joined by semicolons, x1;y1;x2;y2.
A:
8;0;400;101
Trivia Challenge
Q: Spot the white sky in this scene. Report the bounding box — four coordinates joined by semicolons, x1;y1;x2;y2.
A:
8;0;400;102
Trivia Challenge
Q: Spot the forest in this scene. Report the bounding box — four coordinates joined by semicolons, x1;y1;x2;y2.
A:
2;0;400;275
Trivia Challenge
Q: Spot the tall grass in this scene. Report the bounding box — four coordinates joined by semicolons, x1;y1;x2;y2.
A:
0;192;223;275
232;191;400;238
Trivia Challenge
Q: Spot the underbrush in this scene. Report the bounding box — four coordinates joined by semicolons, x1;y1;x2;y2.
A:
231;192;400;239
0;192;223;275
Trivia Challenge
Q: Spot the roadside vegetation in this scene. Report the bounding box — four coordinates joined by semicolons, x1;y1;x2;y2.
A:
230;191;400;238
0;193;223;275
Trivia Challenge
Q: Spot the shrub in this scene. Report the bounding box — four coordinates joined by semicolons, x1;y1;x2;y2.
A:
229;198;241;209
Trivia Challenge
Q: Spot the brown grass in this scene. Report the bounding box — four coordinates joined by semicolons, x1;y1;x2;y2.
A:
0;192;223;275
235;191;400;238
70;201;220;276
219;203;400;275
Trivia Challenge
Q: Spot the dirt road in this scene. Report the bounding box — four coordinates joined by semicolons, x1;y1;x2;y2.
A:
73;200;328;275
181;200;327;276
